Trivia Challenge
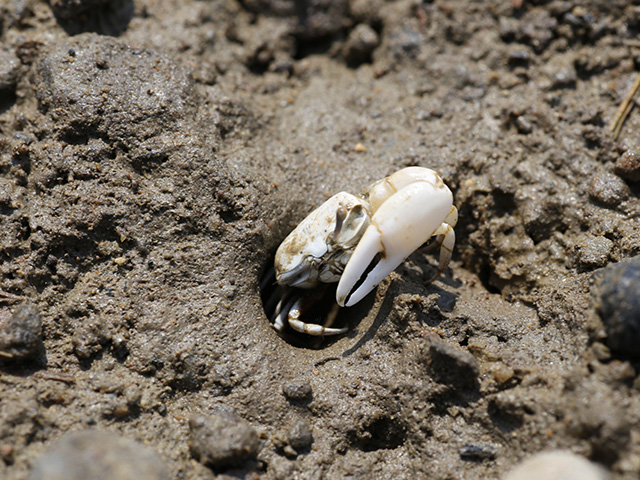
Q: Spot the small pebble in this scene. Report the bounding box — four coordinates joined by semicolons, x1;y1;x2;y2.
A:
574;236;613;270
504;450;611;480
507;48;530;67
460;442;497;461
282;381;312;402
189;413;259;470
28;430;170;480
589;172;630;207
613;150;640;183
0;304;43;361
343;23;379;66
287;420;313;452
515;116;533;134
595;257;640;359
0;444;14;464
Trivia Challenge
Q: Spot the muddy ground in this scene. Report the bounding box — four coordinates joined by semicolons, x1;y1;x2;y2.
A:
0;0;639;479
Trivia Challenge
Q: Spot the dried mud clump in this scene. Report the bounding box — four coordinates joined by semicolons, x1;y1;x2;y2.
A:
0;304;43;361
189;413;260;471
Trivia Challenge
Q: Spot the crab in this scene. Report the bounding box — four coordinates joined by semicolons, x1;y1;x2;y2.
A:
271;166;457;336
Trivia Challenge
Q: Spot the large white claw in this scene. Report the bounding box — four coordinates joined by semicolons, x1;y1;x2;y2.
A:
335;167;454;307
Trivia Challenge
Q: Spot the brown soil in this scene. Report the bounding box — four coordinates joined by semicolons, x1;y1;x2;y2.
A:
1;1;639;479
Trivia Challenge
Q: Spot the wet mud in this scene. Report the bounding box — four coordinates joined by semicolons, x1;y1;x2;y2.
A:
0;1;639;479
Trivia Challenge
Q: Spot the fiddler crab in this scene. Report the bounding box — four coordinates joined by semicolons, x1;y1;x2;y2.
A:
270;166;457;336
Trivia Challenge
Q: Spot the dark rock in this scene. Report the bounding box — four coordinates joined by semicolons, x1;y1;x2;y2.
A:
595;257;640;358
613;150;640;183
287;420;313;452
49;0;115;18
28;430;170;480
282;380;312;401
460;442;497;461
589;172;630;207
0;304;43;361
189;413;259;471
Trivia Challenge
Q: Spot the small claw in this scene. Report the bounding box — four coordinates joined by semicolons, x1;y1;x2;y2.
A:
336;179;453;307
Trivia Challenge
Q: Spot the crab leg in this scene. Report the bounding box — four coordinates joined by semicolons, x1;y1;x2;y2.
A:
287;296;348;336
336;169;454;307
426;211;457;284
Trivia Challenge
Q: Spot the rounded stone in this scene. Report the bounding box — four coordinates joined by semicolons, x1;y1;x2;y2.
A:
613;149;640;183
28;430;170;480
287;420;313;452
282;381;312;401
504;450;611;480
595;257;640;358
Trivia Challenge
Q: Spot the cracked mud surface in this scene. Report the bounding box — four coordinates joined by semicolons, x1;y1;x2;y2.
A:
1;1;639;479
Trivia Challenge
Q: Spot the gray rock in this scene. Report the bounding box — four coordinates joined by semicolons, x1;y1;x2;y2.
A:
574;235;613;271
282;380;312;401
0;304;43;361
460;442;498;462
589;172;630;207
287;420;313;452
504;450;611;480
29;430;170;480
189;413;259;470
595;256;640;358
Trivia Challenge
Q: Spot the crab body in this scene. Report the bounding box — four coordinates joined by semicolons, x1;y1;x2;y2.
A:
273;167;457;336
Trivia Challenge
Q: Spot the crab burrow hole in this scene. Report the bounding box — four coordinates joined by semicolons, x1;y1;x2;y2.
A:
259;257;374;349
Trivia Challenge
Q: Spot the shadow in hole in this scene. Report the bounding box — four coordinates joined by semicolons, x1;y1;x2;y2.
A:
53;0;133;36
260;264;375;350
0;90;16;115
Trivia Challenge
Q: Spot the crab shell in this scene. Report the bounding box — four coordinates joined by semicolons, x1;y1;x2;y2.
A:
274;192;370;289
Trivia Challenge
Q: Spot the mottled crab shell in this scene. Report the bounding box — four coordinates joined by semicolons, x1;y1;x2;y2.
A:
274;192;370;289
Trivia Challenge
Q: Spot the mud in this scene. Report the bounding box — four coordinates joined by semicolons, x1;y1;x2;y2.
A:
0;1;639;479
